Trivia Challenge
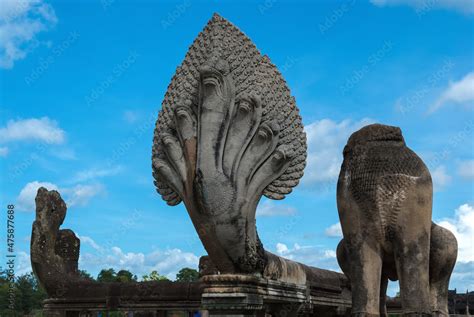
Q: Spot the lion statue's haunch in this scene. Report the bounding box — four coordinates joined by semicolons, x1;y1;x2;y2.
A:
336;124;457;316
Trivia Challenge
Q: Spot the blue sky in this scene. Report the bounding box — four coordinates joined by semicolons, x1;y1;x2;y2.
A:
0;0;473;295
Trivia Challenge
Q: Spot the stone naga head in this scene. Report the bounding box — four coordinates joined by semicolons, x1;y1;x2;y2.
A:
31;187;80;296
152;14;306;274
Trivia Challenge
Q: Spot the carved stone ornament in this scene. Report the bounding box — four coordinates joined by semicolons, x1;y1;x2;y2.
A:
152;13;320;281
31;188;81;296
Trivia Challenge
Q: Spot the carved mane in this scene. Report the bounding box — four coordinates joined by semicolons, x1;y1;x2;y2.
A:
345;123;405;150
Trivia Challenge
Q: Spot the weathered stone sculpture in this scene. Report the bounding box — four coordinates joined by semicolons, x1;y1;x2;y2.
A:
31;13;352;316
151;13;352;315
31;187;81;296
152;13;317;282
31;187;206;313
336;124;457;316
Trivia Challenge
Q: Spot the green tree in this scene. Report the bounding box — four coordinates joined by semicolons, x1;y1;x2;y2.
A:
0;267;6;282
116;270;137;283
0;269;46;315
142;270;169;281
0;267;14;312
78;270;94;280
97;268;117;282
32;283;47;311
175;268;199;282
97;268;138;283
16;273;36;314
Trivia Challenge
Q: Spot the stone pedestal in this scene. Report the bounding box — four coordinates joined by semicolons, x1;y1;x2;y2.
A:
201;274;350;317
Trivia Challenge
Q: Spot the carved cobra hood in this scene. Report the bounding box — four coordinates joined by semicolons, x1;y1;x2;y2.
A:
152;13;307;274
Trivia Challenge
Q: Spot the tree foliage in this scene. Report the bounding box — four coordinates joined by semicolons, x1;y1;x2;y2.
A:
176;268;199;282
116;270;137;283
0;268;47;315
97;268;117;282
97;268;137;283
78;269;94;280
142;270;170;281
0;266;196;314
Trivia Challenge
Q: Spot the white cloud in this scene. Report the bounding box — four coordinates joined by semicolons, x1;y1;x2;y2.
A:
429;72;474;113
450;261;474;291
17;180;58;211
0;146;8;157
0;117;65;144
63;184;105;207
80;246;199;280
437;204;474;293
302;118;373;187
431;165;452;191
78;235;102;251
72;166;123;183
16;181;104;211
15;243;200;281
370;0;474;14
274;242;340;272
438;203;474;263
0;0;57;68
50;147;77;160
16;251;33;276
325;222;343;238
457;160;474;180
276;242;289;254
256;199;297;217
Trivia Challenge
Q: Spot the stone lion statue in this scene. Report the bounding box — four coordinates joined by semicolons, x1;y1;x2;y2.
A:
336;124;457;316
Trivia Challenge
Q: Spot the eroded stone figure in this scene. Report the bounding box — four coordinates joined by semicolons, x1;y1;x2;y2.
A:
336;124;457;316
152;14;342;285
31;187;81;296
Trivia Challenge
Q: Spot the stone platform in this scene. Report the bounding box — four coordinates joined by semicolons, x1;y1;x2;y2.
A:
201;274;351;316
41;274;350;317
